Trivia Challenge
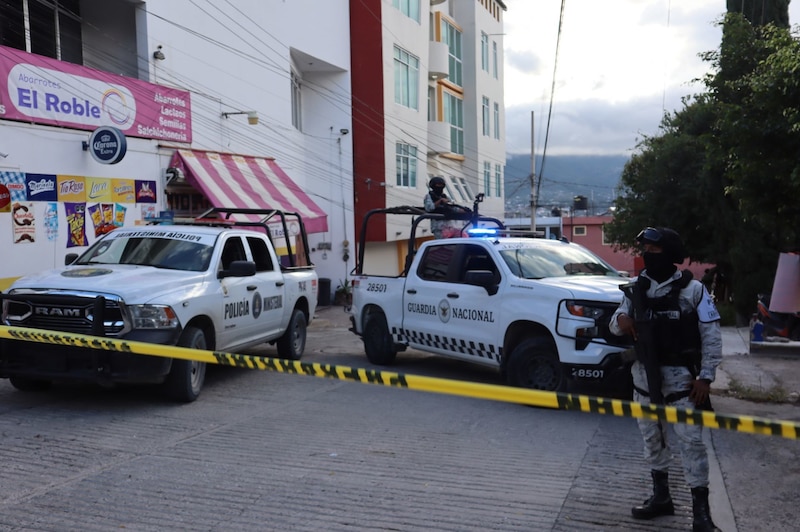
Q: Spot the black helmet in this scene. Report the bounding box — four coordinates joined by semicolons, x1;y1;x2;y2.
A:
429;176;446;189
636;226;685;263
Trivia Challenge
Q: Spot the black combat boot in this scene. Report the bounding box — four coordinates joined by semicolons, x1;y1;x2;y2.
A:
691;486;719;532
631;469;675;519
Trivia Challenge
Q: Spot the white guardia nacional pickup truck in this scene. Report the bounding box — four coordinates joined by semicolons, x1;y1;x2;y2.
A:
350;202;633;393
0;208;317;402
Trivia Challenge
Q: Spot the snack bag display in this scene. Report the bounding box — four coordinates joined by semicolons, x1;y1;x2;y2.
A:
64;202;87;248
101;203;113;225
114;203;127;227
87;203;103;235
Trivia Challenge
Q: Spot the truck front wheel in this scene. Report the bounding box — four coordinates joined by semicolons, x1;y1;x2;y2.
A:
9;375;52;392
363;313;397;365
277;308;307;360
165;326;207;402
506;337;566;392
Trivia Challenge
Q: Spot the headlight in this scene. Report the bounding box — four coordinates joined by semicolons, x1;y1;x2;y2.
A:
564;300;621;345
565;300;607;320
128;305;179;329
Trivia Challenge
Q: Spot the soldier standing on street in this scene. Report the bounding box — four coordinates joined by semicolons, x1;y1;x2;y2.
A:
610;226;723;532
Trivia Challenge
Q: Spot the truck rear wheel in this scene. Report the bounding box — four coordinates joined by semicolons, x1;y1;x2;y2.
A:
506;337;566;392
9;375;52;392
165;326;207;402
277;308;307;360
363;312;396;365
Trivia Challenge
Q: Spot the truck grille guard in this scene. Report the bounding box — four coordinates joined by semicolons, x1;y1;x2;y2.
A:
1;291;129;337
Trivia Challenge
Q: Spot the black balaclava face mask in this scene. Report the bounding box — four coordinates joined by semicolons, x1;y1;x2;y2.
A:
643;251;676;282
430;186;446;200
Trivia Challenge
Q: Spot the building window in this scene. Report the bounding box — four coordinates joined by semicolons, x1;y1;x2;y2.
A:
427;86;436;121
492;41;498;79
480;32;489;72
396;143;418;187
495;164;502;197
0;0;83;64
291;69;302;130
394;46;419;110
493;102;500;139
602;226;612;246
447;175;474;203
442;92;464;155
573;226;587;237
482;97;490;137
392;0;420;22
440;19;462;87
483;161;491;196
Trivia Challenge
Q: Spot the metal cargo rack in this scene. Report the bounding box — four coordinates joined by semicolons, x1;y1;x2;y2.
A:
355;193;505;276
169;207;314;269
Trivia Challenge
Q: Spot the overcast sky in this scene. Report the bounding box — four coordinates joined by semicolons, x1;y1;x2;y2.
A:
502;0;800;156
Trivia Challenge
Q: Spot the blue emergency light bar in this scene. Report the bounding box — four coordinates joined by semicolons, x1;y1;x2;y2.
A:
467;227;498;237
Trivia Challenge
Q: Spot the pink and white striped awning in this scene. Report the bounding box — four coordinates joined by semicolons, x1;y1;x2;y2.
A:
170;149;328;234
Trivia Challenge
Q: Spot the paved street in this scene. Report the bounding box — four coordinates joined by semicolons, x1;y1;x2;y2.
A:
0;306;798;531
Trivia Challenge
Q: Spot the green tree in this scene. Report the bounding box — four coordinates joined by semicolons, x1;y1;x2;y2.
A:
726;0;790;28
607;13;800;319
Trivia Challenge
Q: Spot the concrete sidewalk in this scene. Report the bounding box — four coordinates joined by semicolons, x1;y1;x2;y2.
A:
715;326;800;402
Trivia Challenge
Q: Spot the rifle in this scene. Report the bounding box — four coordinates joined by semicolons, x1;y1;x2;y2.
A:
621;278;664;404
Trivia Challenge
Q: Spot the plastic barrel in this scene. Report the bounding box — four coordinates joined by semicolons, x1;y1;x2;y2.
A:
318;278;331;307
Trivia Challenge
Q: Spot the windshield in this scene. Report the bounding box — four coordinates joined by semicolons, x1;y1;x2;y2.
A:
499;243;622;279
74;235;214;272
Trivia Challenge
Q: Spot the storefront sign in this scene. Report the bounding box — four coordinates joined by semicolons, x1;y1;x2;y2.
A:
0;45;192;142
88;126;127;164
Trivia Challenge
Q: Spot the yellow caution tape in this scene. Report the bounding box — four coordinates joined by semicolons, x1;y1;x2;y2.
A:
1;325;798;439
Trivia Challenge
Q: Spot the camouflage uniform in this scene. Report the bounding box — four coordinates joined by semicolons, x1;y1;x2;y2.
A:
611;269;722;487
424;191;452;239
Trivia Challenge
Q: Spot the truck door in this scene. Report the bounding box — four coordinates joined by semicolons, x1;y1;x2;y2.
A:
245;236;285;340
216;235;275;349
402;243;503;366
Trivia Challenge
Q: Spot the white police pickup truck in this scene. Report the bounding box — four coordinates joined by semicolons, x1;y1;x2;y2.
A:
349;204;632;393
0;208;317;402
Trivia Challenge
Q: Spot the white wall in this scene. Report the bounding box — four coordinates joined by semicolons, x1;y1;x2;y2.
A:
0;122;166;283
0;0;354;289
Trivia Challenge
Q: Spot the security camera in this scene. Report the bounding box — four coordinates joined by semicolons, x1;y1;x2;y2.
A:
339;128;349;135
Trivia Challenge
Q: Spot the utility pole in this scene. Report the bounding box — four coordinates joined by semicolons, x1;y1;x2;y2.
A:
530;111;536;233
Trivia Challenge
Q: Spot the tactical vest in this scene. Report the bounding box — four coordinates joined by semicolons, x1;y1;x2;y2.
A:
636;271;702;372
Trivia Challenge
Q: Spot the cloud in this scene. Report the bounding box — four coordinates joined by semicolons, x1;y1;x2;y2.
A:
505;49;542;75
505;95;683;156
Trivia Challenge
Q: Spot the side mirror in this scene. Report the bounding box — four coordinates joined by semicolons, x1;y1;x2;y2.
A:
65;253;79;265
218;260;257;279
464;270;499;296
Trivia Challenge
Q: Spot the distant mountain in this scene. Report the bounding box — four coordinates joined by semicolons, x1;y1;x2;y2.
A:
504;154;629;217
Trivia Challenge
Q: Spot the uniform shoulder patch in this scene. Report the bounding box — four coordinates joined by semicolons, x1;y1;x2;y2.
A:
697;289;721;323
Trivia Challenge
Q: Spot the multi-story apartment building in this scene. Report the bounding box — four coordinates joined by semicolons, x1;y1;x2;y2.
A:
350;0;506;274
0;0;353;288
